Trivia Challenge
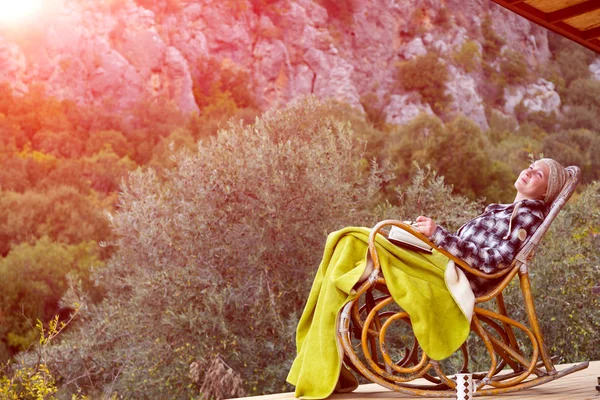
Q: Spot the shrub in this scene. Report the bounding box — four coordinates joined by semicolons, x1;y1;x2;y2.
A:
396;52;453;115
434;7;453;31
562;105;599;132
487;134;543;178
504;182;600;362
359;93;390;131
485;109;518;144
542;129;600;182
194;57;258;114
481;15;505;63
453;40;481;73
500;50;530;85
317;0;358;23
40;97;396;398
562;78;600;113
548;32;595;87
2;307;86;400
393;165;481;232
0;187;113;256
389;114;514;202
0;238;103;361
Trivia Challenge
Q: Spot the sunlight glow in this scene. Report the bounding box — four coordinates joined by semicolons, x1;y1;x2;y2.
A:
0;0;44;25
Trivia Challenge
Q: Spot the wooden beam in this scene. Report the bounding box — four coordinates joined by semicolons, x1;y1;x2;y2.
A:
554;21;600;51
513;2;549;21
547;1;600;23
489;0;600;54
582;25;600;39
554;21;588;37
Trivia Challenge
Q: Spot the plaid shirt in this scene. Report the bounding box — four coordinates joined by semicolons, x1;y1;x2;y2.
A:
430;199;546;293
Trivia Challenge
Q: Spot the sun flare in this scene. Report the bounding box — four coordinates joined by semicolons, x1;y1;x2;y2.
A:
0;0;44;25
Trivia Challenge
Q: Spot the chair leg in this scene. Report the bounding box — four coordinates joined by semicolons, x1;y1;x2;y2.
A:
519;271;556;374
496;293;523;359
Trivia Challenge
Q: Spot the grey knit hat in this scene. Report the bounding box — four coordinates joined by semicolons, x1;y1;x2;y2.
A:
539;158;568;205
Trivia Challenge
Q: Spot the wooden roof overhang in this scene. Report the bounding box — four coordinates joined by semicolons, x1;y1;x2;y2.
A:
490;0;600;54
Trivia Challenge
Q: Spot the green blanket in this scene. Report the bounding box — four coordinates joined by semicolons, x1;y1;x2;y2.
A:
286;227;471;399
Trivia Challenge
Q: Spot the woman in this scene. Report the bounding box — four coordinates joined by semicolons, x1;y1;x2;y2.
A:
286;158;569;399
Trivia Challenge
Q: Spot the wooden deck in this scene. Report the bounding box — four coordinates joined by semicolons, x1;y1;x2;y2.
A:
234;361;600;400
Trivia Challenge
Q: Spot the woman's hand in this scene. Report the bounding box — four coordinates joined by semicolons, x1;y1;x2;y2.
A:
415;216;437;237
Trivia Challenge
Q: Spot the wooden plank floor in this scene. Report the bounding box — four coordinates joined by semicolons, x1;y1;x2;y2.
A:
234;361;600;400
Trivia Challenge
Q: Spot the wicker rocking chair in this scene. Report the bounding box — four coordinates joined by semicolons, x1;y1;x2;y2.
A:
337;166;589;397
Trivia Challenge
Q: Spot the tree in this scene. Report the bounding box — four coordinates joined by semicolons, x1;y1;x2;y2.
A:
389;114;514;202
542;129;600;182
0;186;114;256
31;129;85;159
0;238;103;360
396;52;453;115
40;97;396;398
84;129;133;158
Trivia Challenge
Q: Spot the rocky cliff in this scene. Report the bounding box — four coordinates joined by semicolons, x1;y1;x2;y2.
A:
1;0;596;129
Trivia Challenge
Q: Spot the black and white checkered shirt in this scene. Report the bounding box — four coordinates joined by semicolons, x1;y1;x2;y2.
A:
431;199;546;282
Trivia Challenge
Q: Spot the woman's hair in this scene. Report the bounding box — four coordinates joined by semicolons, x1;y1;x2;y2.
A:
539;158;568;205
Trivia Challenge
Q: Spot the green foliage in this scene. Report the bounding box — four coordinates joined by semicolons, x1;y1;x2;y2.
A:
561;78;600;132
191;57;261;141
517;109;560;133
0;186;113;256
84;129;133;158
499;50;529;85
194;57;258;112
40;97;396;398
562;78;600;110
1;306;87;400
0;65;257;370
548;32;595;87
481;15;505;62
434;7;453;31
504;182;600;362
0;238;103;360
485;109;518;144
453;40;481;73
0;362;57;399
542;129;600;183
359;93;390;131
387;114;515;202
562;105;599;133
393;165;481;232
486;134;542;179
479;15;512;108
317;0;358;23
148;127;198;170
396;53;452;115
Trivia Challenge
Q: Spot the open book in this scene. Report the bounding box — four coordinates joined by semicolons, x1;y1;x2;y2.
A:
387;225;433;254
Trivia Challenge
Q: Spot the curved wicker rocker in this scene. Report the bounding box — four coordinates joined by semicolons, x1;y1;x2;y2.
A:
336;166;589;397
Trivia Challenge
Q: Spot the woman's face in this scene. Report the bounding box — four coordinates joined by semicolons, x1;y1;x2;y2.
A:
514;161;549;201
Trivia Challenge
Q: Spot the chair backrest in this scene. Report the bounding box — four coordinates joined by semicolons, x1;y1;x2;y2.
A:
513;166;581;266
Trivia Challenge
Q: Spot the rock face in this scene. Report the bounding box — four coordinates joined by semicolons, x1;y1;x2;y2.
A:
590;58;600;80
0;37;28;94
503;78;561;116
384;94;433;126
0;0;560;128
446;65;488;129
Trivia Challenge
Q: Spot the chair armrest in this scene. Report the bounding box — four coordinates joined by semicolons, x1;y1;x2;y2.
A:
368;220;513;280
